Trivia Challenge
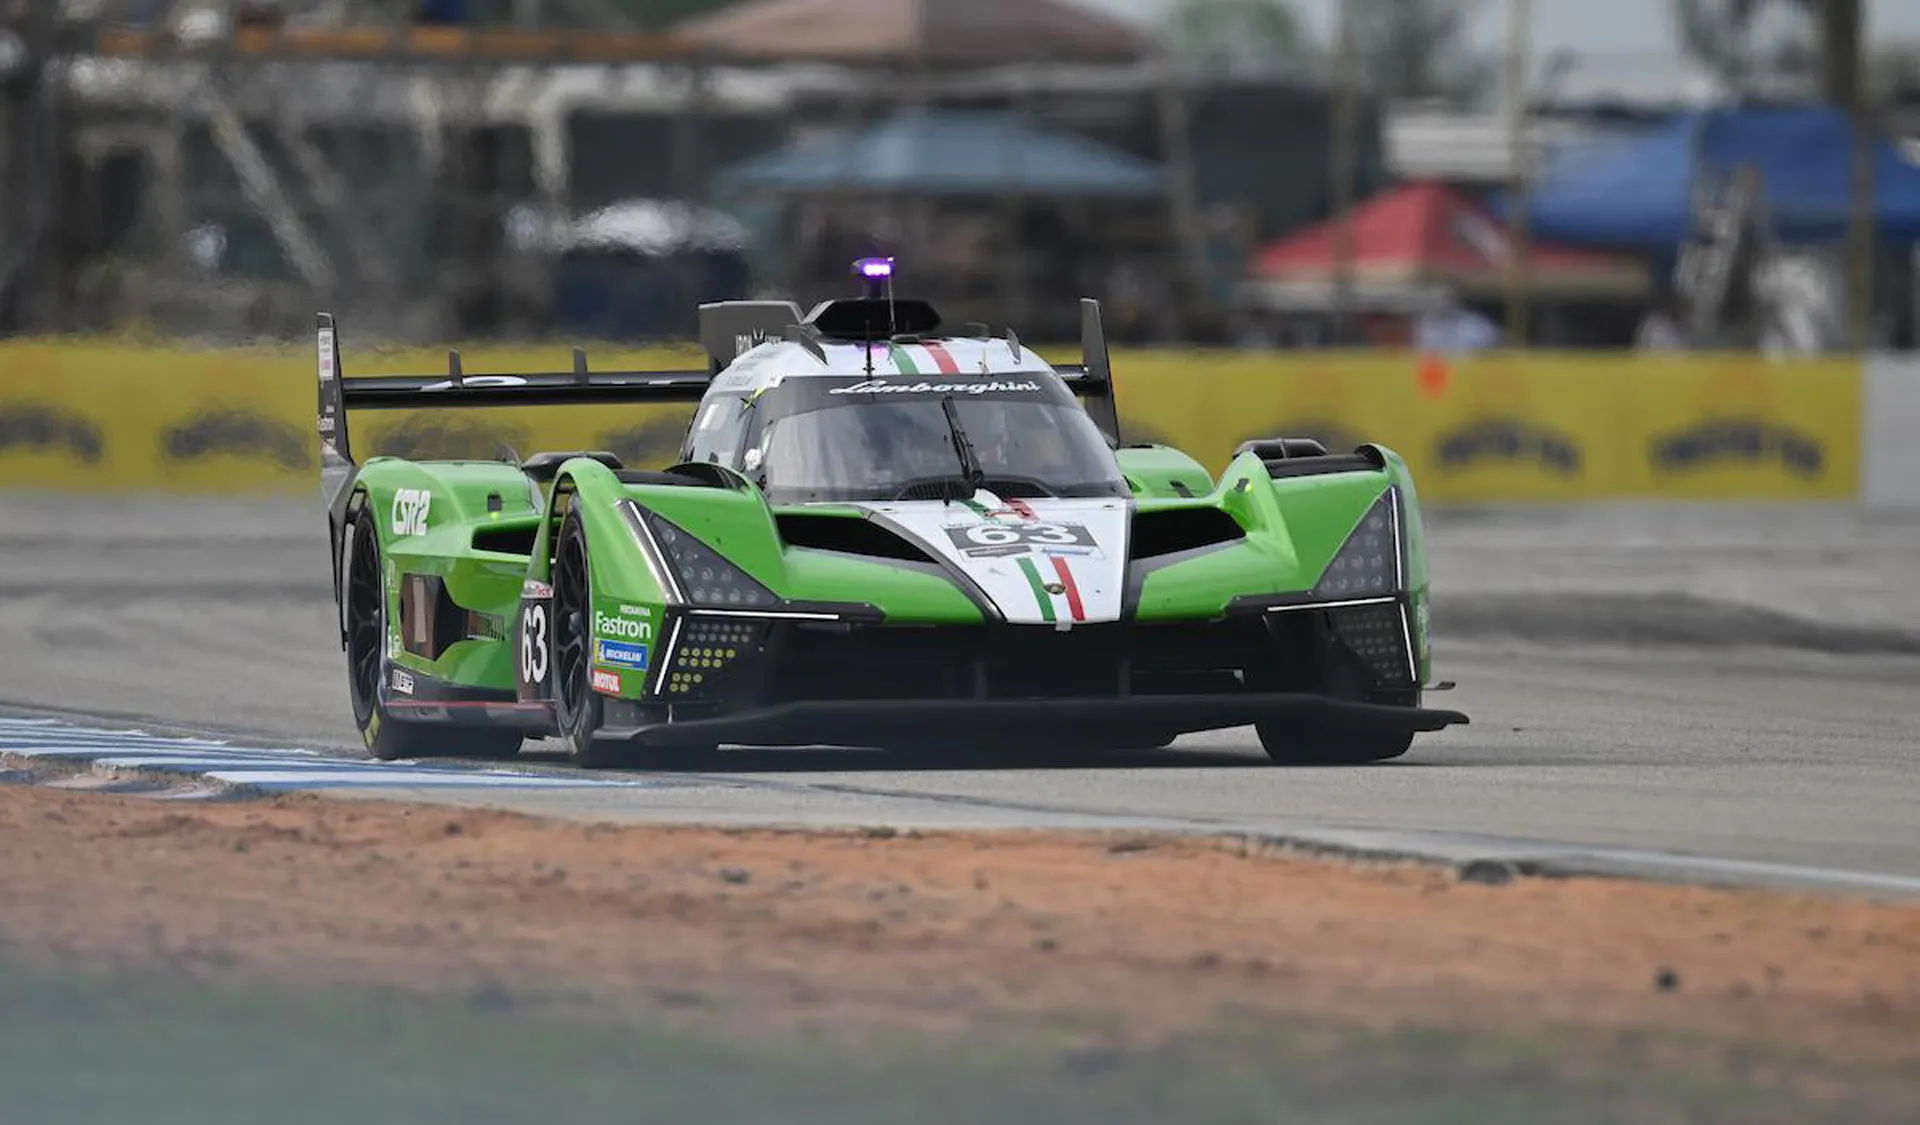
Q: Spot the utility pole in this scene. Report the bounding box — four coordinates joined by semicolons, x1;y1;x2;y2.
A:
1503;0;1532;348
1822;0;1872;349
1328;1;1357;344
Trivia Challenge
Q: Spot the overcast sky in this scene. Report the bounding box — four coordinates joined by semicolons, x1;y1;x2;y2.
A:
1082;0;1920;100
1087;0;1920;48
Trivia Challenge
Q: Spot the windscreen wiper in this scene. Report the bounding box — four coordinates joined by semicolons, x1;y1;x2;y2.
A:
939;394;987;504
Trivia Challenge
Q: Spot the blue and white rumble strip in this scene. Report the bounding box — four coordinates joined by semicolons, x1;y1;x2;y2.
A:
0;717;649;792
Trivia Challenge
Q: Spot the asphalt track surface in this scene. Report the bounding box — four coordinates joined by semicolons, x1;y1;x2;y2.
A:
5;494;1918;879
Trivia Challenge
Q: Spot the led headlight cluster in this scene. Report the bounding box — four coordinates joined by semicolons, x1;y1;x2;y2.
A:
662;618;764;697
1327;604;1415;688
643;511;776;608
1313;490;1400;599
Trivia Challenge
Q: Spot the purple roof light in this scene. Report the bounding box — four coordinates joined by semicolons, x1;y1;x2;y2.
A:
853;256;895;279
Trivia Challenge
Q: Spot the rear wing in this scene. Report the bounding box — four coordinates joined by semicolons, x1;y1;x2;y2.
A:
315;313;713;467
1049;298;1122;445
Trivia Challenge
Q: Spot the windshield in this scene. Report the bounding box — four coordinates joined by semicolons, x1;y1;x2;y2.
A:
747;376;1128;505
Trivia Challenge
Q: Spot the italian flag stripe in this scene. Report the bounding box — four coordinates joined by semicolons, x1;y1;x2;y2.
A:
889;343;921;375
1004;497;1038;520
958;497;990;516
1050;556;1087;621
1016;556;1057;623
922;341;961;374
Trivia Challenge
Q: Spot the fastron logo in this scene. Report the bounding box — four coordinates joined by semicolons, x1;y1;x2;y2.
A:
594;610;652;642
829;379;1041;396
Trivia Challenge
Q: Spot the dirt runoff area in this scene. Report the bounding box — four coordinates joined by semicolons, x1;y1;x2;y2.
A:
2;783;1917;1062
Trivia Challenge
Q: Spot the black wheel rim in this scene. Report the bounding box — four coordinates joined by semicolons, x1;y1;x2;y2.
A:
346;520;382;724
554;526;591;729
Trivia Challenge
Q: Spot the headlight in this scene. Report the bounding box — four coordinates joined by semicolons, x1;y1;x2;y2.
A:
642;510;777;609
1313;490;1400;598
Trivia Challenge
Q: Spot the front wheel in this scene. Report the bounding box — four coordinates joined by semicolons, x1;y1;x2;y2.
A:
550;509;638;768
342;510;522;762
1256;722;1413;765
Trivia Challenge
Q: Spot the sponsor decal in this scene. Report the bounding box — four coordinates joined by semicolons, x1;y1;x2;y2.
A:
591;669;622;694
160;410;312;470
317;329;336;380
0;405;106;463
522;579;553;600
422;374;528;392
389;667;414;696
519;602;549;685
594;609;653;642
595;639;650;670
943;521;1098;558
1434;417;1582;475
828;379;1042;396
1647;418;1823;477
391;488;432;536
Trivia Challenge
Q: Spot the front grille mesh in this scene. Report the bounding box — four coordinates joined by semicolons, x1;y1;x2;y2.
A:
1326;603;1414;688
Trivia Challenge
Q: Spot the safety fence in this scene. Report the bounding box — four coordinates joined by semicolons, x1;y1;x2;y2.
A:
0;340;1870;504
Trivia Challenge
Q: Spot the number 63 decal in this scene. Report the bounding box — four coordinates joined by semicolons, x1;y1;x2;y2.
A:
945;522;1093;555
520;602;549;685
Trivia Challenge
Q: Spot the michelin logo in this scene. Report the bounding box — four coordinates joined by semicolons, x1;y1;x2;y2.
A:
595;639;650;670
830;379;1041;396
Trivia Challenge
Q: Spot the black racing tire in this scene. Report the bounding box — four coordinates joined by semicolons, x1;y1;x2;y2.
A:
550;509;636;768
1255;722;1413;765
343;508;522;762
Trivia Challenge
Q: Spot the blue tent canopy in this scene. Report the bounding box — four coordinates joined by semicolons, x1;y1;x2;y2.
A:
714;111;1166;198
1496;105;1920;248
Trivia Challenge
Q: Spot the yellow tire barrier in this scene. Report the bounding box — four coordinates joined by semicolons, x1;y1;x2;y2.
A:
0;340;1861;501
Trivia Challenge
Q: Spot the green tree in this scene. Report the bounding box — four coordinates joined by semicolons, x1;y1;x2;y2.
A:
1346;0;1495;107
1162;0;1309;73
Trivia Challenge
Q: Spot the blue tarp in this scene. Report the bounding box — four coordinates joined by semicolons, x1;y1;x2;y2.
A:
714;111;1165;198
1495;105;1920;248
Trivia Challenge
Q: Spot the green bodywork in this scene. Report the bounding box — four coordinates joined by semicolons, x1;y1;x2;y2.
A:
353;439;1431;700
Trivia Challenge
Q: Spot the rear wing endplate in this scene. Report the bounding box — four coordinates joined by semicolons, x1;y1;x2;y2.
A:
1050;298;1122;445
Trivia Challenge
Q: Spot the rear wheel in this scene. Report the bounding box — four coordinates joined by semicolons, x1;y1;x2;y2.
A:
343;509;522;762
550;510;636;768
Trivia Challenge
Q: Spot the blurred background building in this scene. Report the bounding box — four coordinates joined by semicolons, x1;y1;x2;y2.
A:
1;0;1917;349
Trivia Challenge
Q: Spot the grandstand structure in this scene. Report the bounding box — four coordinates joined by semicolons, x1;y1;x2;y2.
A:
0;3;767;339
0;1;1216;343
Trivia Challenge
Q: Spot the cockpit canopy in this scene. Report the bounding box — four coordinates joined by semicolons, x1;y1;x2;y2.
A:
689;373;1128;505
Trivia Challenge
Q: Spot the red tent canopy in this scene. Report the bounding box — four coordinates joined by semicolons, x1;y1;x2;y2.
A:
1244;180;1647;308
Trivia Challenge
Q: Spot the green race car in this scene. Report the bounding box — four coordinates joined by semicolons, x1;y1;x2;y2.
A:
317;259;1466;767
